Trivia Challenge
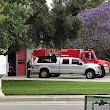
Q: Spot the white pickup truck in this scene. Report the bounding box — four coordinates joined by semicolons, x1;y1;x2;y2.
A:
30;56;102;79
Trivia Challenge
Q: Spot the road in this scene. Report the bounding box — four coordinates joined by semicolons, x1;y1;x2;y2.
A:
3;74;110;82
29;74;110;82
0;101;84;110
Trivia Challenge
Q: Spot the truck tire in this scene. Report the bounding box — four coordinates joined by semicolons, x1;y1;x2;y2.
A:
50;73;60;77
39;69;50;78
96;68;105;78
86;70;95;79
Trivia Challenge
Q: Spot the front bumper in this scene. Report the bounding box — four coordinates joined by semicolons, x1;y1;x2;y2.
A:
104;67;109;74
95;69;102;75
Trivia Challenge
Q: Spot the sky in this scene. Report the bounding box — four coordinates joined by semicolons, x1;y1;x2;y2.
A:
46;0;53;8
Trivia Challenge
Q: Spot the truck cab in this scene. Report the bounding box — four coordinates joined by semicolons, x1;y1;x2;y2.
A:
81;50;109;76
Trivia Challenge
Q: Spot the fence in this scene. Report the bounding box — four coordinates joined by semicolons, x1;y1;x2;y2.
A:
84;96;110;110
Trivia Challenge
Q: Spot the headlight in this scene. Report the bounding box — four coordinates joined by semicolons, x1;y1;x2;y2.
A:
98;66;101;70
95;66;101;69
104;64;108;67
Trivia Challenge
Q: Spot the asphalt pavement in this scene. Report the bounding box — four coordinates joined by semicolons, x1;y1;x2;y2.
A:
2;74;110;82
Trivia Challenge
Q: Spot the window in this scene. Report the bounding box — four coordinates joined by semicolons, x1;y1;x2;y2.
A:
18;60;25;64
85;53;90;59
37;58;51;63
85;53;93;59
80;53;82;59
62;59;69;64
37;56;57;63
72;59;79;65
38;59;42;63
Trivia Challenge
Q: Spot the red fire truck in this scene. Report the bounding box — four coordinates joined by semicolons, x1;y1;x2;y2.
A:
32;48;110;78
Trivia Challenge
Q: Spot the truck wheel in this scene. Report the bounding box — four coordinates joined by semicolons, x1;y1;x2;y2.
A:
96;69;105;78
51;73;60;77
39;69;50;78
86;70;95;79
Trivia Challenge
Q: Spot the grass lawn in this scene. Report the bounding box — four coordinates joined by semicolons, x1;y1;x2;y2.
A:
2;80;110;95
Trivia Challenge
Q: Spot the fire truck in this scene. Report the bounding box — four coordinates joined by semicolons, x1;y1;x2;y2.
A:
32;48;110;78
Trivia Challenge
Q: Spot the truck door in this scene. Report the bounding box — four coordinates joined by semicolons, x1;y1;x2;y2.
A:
60;59;70;73
82;52;94;63
69;59;84;74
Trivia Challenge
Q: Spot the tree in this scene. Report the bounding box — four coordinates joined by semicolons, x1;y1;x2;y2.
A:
28;0;105;49
83;0;106;9
49;0;105;49
27;0;54;48
0;7;6;54
66;0;81;16
73;2;110;60
27;0;82;49
0;0;33;55
50;0;82;49
62;0;108;16
66;0;105;16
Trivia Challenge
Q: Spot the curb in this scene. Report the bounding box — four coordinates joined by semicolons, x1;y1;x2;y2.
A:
0;95;85;102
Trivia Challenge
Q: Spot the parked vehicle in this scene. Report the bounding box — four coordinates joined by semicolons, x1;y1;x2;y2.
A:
32;48;109;78
60;49;110;77
30;56;102;79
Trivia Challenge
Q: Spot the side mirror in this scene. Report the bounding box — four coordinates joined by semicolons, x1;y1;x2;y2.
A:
79;62;82;65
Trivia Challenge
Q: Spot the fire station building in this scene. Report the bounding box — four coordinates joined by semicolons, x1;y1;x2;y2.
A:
7;48;59;76
8;48;32;76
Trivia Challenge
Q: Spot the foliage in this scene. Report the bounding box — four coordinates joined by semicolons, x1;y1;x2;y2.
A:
49;0;82;49
0;6;6;51
47;0;105;49
0;0;107;53
66;0;81;16
27;0;82;49
0;7;5;23
27;0;53;48
0;0;33;55
66;0;105;16
83;0;106;9
73;2;110;60
51;1;67;48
